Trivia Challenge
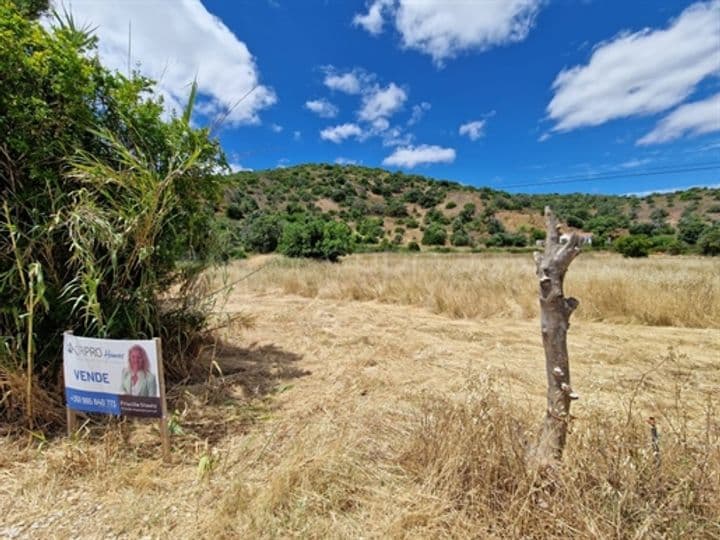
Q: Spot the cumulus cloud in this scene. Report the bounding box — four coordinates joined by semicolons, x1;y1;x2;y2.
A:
638;93;720;145
305;98;339;118
547;1;720;132
320;123;365;143
408;101;431;125
459;120;486;140
323;68;374;94
353;0;542;64
52;0;276;125
270;123;283;133
382;144;456;168
352;0;391;34
358;83;407;122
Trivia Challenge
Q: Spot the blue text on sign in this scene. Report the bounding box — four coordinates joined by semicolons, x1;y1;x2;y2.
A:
73;370;110;384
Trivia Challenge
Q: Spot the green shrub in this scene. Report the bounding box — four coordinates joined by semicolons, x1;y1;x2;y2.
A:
678;214;707;245
1;3;225;424
445;201;457;209
566;215;584;229
451;230;471;247
486;232;527;247
614;235;651;258
648;235;686;255
356;217;384;243
698;224;720;256
422;224;447;246
278;218;353;261
226;204;243;220
407;241;421;252
241;212;283;253
405;218;420;229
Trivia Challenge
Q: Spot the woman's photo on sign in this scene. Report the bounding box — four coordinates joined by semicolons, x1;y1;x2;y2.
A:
120;345;157;397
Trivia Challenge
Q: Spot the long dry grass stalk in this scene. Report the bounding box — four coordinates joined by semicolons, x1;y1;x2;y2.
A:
229;252;720;328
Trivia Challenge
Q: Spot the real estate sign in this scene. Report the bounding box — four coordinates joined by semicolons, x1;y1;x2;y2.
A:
63;333;163;418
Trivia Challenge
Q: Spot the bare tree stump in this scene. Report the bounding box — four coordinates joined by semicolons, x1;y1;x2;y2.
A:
529;206;581;467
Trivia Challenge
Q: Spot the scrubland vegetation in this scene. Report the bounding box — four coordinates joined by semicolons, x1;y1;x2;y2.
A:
222;164;720;258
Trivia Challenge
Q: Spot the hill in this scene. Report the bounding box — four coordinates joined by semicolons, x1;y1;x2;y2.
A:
222;163;720;255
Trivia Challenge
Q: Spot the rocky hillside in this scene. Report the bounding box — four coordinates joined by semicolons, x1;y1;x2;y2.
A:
222;163;720;254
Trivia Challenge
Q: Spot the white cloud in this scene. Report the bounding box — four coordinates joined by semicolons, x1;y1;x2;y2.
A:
293;130;302;141
352;0;390;35
408;101;431;125
270;123;283;133
53;0;276;126
305;98;339;118
548;1;720;132
229;162;253;172
538;132;551;142
323;68;372;94
381;126;414;147
638;93;720;145
459;120;486;141
335;157;360;165
619;158;653;169
358;83;407;122
320;123;364;143
353;0;542;64
382;144;456;168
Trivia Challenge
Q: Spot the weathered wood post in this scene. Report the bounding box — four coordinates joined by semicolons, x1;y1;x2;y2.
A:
529;206;581;466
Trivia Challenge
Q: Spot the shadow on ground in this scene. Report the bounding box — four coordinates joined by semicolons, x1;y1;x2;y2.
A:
163;340;310;448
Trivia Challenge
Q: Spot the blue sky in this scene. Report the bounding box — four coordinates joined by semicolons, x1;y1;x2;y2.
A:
58;1;720;194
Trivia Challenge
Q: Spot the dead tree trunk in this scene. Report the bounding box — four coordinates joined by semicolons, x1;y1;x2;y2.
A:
529;206;581;466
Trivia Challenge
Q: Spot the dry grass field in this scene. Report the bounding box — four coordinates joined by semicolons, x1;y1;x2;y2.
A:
1;253;719;538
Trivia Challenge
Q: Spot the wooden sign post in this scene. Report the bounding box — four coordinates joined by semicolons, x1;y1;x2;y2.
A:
155;337;170;461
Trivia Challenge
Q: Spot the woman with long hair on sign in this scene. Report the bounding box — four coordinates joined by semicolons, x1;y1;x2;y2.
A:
120;345;157;397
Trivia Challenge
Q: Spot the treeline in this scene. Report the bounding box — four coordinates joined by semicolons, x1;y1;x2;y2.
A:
222;164;720;258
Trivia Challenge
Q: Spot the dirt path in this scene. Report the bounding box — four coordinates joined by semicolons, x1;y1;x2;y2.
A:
1;292;717;538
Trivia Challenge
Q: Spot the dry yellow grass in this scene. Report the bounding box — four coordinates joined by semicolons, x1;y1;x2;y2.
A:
1;253;719;538
230;252;720;328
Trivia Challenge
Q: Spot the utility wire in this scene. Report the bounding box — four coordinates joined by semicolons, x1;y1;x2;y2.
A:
495;163;720;190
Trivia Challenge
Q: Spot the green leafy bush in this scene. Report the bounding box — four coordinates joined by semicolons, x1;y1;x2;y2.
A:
407;241;421;252
356;217;384;243
241;212;283;253
422;225;447;246
1;2;225;424
678;214;707;245
614;235;651;258
486;233;527;247
278;218;353;261
451;230;471;247
698;224;720;256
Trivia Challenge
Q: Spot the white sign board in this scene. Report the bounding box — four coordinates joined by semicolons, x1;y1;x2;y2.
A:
63;334;163;417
